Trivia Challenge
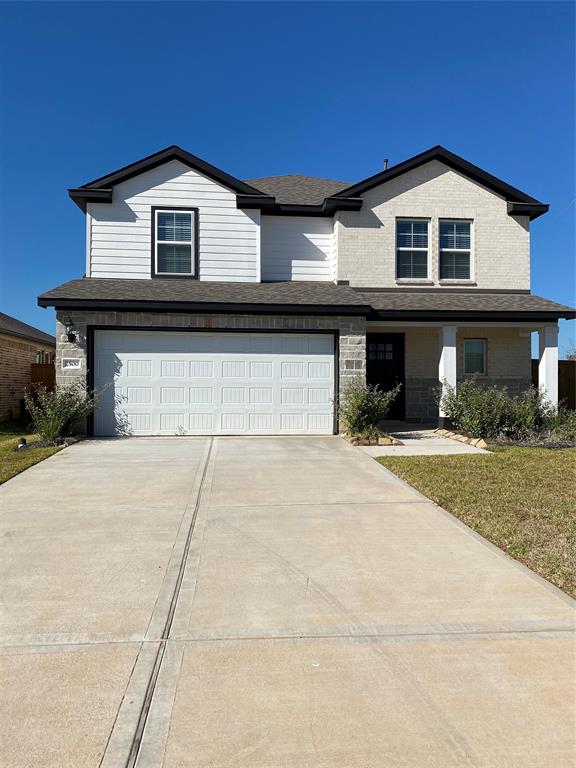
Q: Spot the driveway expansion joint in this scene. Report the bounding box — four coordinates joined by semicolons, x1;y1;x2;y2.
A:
122;438;214;768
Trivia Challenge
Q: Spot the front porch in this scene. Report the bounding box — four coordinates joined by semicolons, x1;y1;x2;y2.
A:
366;322;559;423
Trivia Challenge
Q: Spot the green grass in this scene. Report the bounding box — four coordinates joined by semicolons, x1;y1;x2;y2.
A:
378;446;576;597
0;421;62;483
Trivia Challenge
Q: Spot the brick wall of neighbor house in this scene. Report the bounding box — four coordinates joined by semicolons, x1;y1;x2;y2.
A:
400;326;532;420
336;160;530;290
55;312;366;422
0;333;55;421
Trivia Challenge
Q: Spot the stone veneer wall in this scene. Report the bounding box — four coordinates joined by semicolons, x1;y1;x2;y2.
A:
55;310;366;417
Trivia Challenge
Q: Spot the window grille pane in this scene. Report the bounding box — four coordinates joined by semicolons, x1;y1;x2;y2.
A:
397;251;428;278
464;340;486;374
397;219;428;249
157;243;193;274
157;212;192;242
440;221;470;250
440;251;470;279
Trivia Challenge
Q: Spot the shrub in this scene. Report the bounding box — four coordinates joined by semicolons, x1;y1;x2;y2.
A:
361;424;382;443
438;377;575;442
24;381;97;445
339;377;401;433
438;379;507;438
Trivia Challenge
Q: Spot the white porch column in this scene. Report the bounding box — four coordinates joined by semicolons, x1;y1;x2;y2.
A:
538;325;559;410
438;325;458;423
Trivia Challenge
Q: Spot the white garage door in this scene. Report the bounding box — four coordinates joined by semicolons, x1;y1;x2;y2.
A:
93;330;336;436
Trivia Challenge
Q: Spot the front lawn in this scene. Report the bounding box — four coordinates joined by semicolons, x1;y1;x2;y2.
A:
0;422;62;484
378;446;576;597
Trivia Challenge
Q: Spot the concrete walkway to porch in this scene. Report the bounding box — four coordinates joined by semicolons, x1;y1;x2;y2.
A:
361;421;490;457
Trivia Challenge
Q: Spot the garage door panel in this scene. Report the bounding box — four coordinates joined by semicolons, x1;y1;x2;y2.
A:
93;331;335;436
126;359;152;378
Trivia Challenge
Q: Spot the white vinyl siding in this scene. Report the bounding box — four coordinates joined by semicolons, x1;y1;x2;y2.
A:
261;216;335;281
88;160;260;281
93;330;335;436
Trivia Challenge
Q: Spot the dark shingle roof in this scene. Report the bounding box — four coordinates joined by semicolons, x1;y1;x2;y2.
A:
245;175;351;206
0;311;55;345
38;278;369;313
37;279;575;320
360;290;575;318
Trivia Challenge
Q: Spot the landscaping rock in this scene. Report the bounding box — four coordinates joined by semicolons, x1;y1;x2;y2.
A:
475;438;488;449
378;437;393;445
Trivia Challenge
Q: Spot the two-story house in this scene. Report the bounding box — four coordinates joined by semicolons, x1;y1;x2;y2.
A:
38;145;575;436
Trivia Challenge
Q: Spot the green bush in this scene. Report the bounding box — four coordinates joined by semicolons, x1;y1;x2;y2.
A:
24;381;97;445
438;377;573;441
339;377;401;433
540;407;576;443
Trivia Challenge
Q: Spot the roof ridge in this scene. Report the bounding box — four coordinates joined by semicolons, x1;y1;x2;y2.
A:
246;173;351;183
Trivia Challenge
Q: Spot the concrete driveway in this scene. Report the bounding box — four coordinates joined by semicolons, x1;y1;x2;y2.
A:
1;437;574;767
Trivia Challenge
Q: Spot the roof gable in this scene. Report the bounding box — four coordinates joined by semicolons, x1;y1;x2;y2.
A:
68;144;548;220
69;146;265;211
334;146;548;219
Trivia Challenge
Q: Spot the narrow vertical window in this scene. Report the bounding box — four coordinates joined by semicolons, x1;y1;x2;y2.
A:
464;339;486;375
154;209;196;276
396;219;429;279
440;220;471;279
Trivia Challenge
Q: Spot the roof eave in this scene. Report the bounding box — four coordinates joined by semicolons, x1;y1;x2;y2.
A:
37;296;371;317
235;195;363;216
69;188;114;212
507;201;549;220
369;309;576;321
0;327;56;345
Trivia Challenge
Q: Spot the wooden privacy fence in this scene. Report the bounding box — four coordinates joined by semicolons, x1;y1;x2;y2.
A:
531;359;576;410
30;363;56;392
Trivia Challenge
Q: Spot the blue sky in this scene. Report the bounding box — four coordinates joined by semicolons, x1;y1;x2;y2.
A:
0;1;574;354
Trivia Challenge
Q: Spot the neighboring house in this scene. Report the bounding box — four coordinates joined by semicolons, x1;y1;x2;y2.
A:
38;145;575;436
0;312;56;422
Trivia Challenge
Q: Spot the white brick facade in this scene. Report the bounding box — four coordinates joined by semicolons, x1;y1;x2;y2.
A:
336;160;530;290
372;325;533;420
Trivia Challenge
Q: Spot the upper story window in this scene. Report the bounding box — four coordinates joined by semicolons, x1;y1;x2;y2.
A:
153;208;197;277
396;219;429;279
439;220;471;280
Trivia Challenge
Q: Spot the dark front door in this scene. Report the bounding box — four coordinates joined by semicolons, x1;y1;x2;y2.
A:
366;333;406;420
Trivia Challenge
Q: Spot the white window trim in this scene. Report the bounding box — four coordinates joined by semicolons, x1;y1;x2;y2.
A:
154;209;196;277
395;217;430;281
463;338;487;376
439;219;474;282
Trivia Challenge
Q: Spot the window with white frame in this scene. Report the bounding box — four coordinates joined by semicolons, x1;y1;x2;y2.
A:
464;339;486;375
439;220;471;280
396;219;429;279
154;209;196;276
